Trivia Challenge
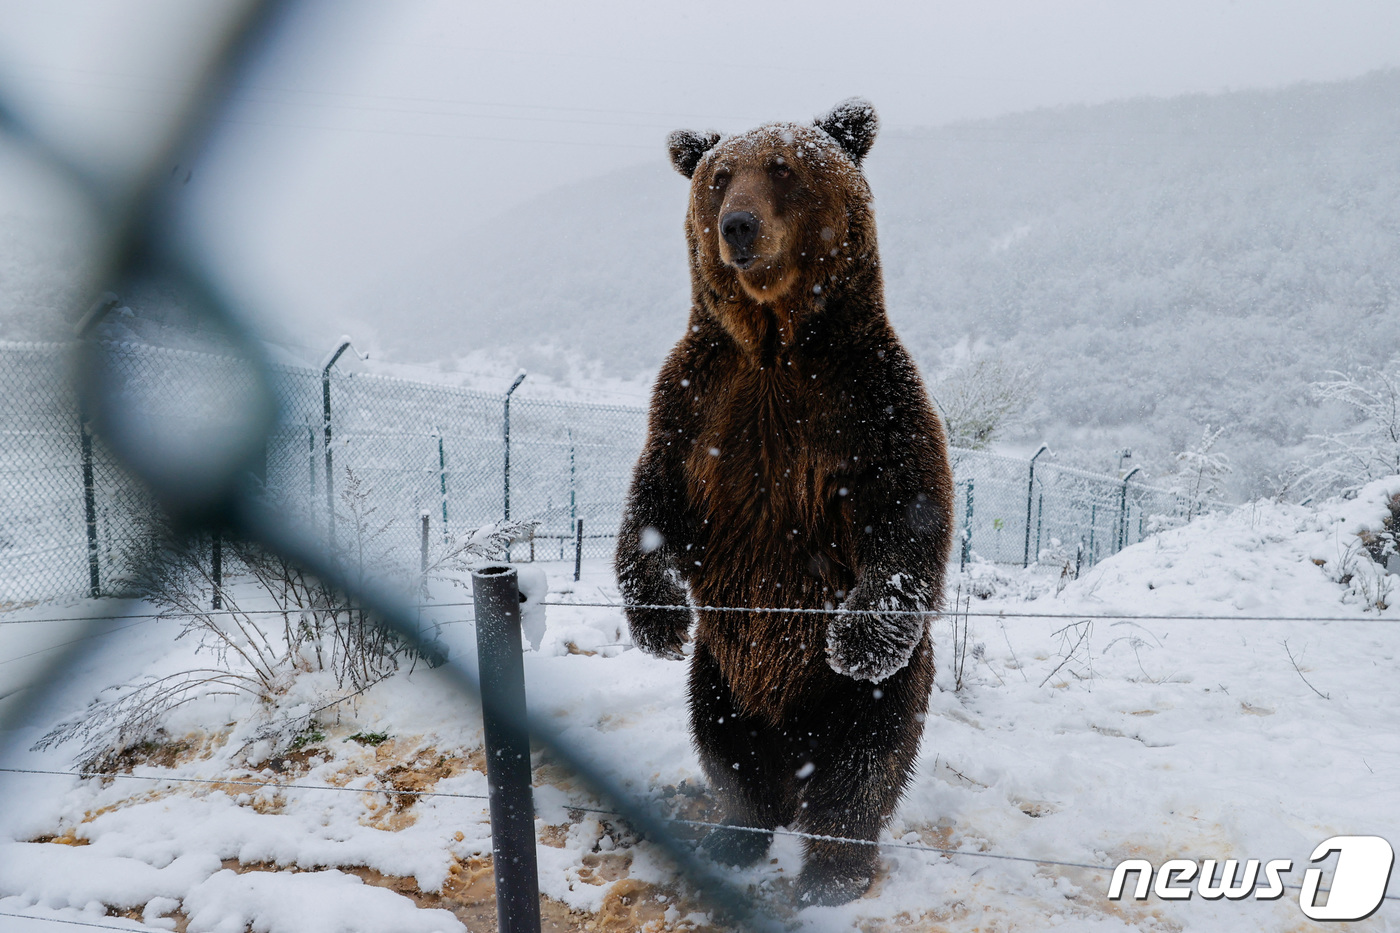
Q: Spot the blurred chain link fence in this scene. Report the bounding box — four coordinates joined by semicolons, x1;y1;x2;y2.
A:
2;339;1189;606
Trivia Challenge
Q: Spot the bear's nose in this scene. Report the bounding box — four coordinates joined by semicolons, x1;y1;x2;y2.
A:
720;211;759;251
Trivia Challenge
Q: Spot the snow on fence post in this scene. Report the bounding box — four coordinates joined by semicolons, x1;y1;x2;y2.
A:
471;565;542;933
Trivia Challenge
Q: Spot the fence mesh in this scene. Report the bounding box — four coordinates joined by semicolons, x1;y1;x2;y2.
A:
1;340;1190;605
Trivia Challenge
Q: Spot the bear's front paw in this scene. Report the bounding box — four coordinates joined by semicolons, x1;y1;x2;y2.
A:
626;605;693;660
825;610;919;682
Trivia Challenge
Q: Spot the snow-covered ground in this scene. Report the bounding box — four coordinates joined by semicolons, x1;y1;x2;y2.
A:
2;480;1398;932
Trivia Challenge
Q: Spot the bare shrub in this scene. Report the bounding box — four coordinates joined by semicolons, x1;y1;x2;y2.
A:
35;466;536;770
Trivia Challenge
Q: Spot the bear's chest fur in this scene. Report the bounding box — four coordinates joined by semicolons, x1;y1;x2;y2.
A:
679;354;864;716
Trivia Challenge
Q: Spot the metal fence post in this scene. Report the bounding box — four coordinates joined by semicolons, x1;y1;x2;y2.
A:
1023;444;1047;568
322;340;354;550
568;428;576;531
306;421;317;510
211;531;222;610
1088;504;1097;565
79;414;101;598
1035;492;1044;562
471;565;542;933
420;511;430;574
960;478;974;571
503;371;527;520
574;518;583;582
1118;466;1142;553
438;432;450;543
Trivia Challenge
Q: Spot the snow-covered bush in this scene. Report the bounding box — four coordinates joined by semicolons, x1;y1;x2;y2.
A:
1310;475;1400;612
1168;424;1231;519
1303;360;1400;499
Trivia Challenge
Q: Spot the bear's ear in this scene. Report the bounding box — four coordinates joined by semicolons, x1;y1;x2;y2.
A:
814;98;879;166
668;129;721;179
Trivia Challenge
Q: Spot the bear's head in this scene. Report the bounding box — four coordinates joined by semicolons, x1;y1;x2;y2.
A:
668;99;880;331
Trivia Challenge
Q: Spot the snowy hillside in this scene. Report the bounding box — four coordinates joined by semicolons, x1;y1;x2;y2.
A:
6;74;1396;494
2;480;1397;931
373;71;1400;496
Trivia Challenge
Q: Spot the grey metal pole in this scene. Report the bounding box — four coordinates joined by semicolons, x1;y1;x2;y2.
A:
471;565;541;933
1035;492;1043;561
1118;466;1142;552
503;372;527;520
420;511;430;574
568;428;576;530
307;422;316;508
438;433;449;543
211;531;222;610
1089;504;1097;565
574;518;583;582
1023;444;1048;568
79;416;101;598
960;478;974;571
322;340;353;550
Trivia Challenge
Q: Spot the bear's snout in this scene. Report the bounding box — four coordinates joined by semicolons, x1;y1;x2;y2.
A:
720;210;760;264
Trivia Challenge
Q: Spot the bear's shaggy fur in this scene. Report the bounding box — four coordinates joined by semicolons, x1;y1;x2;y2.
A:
615;99;955;906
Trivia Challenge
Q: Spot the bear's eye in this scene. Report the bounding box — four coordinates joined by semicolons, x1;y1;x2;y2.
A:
771;165;792;180
712;172;730;190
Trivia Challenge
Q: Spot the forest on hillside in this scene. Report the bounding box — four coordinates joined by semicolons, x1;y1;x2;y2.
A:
381;71;1400;497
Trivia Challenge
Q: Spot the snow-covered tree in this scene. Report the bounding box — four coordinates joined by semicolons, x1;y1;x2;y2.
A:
930;353;1037;451
1304;361;1400;498
1171;425;1231;519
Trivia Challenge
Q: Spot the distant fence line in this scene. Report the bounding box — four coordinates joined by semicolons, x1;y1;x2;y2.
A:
1;340;1190;605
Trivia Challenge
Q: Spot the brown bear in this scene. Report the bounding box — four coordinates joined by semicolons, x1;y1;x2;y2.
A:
615;99;955;906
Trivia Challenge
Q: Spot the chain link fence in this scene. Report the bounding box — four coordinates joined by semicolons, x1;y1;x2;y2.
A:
3;339;1191;606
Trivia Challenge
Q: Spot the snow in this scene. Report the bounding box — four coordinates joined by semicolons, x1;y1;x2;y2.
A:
3;483;1399;930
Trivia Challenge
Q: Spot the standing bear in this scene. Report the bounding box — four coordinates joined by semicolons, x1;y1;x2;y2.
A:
615;99;955;906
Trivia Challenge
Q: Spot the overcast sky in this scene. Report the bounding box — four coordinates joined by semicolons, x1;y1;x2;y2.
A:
1;0;1398;349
